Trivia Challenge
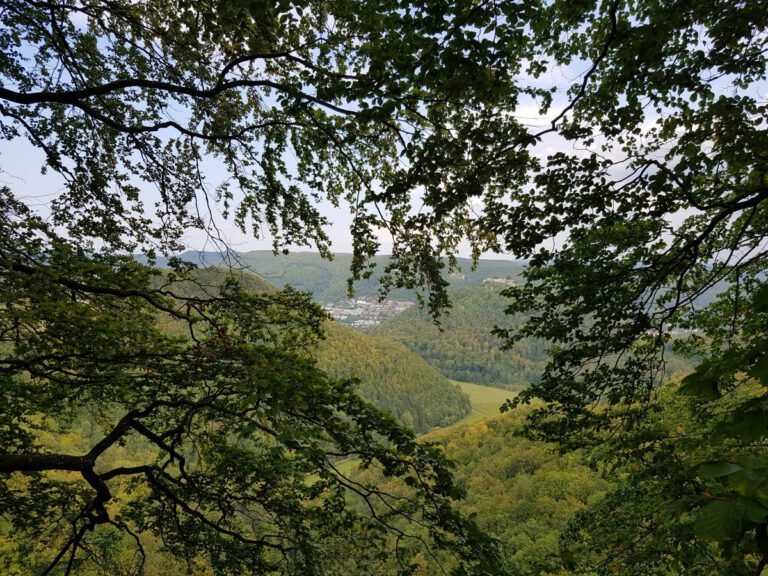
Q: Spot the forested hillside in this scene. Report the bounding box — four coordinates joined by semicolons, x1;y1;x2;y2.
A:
316;323;470;433
160;267;471;433
352;405;611;575
151;265;276;295
430;412;611;575
373;284;546;388
159;251;525;303
375;284;695;389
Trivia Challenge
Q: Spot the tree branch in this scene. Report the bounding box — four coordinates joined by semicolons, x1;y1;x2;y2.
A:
0;76;357;116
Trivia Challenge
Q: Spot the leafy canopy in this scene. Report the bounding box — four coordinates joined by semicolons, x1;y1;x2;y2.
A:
0;0;526;573
4;0;768;573
0;0;539;313
477;1;768;572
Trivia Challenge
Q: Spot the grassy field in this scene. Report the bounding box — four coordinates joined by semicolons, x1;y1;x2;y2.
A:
332;380;514;476
427;380;513;432
453;380;515;426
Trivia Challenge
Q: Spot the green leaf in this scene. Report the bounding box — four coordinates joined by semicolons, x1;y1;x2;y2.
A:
751;284;768;315
754;483;768;505
748;355;768;385
699;461;742;479
738;497;768;524
679;367;720;400
694;500;743;541
711;408;768;443
664;496;696;518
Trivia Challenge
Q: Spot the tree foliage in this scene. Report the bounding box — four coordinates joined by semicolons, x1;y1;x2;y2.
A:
492;0;768;437
0;195;500;575
561;373;768;575
0;0;521;571
473;0;768;570
5;0;768;572
0;0;536;314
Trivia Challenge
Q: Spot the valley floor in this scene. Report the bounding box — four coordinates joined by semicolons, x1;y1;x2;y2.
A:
334;380;512;476
429;380;513;433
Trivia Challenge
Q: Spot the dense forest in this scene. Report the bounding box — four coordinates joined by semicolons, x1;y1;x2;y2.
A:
374;284;546;388
351;406;612;576
316;323;470;433
375;284;695;388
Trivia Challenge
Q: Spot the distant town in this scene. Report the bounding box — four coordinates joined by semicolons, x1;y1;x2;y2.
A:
324;278;519;328
323;297;415;328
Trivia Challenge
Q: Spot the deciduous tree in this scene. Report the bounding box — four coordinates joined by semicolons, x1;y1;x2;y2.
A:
0;0;521;572
477;1;768;571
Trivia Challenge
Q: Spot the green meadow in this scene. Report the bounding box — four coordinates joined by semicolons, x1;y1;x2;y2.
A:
431;380;513;432
334;380;514;477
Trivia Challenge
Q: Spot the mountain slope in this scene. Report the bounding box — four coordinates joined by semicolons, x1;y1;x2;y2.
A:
317;323;470;432
161;267;471;433
373;284;547;389
157;251;526;303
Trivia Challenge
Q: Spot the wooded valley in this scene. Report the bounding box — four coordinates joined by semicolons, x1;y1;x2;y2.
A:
2;0;767;574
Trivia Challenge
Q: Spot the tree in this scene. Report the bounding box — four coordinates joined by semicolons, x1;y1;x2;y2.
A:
1;193;505;574
6;0;767;572
0;0;539;314
465;1;768;572
0;1;521;573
